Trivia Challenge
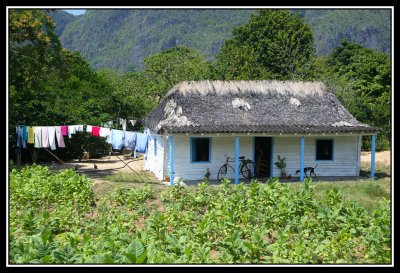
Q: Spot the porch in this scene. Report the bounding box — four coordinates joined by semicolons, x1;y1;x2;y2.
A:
166;134;378;186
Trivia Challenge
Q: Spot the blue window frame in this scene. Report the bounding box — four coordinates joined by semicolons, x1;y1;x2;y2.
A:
316;139;334;161
190;137;211;163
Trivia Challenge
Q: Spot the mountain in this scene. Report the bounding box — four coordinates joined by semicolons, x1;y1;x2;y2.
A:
51;9;254;71
50;9;391;72
47;10;78;37
294;9;391;57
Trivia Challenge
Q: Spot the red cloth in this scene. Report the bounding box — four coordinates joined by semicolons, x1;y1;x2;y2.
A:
61;126;68;136
92;126;101;137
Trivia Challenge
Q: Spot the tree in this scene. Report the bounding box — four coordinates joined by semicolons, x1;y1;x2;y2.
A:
8;10;117;161
143;46;214;102
215;9;316;80
316;39;391;150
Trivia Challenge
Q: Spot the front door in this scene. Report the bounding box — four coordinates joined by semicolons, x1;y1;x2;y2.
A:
254;137;272;178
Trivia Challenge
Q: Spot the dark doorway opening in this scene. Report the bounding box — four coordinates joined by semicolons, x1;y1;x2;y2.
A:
254;137;272;178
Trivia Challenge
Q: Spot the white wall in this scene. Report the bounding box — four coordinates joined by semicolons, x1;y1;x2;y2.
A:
144;134;166;180
166;135;254;181
148;134;360;181
273;136;359;177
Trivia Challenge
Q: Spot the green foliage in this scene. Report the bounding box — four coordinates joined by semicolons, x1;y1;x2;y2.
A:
54;9;254;71
9;167;391;264
296;9;391;57
143;46;214;102
208;10;315;80
274;155;287;171
316;40;391;149
50;10;390;72
10;165;95;212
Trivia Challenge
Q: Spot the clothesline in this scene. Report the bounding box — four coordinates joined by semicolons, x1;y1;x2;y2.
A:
15;124;163;156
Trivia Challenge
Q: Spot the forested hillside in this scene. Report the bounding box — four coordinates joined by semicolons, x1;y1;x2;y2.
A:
52;9;254;71
50;9;391;72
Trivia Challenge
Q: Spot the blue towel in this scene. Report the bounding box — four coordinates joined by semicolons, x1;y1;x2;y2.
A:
124;131;137;150
16;126;27;148
108;129;125;150
135;132;149;154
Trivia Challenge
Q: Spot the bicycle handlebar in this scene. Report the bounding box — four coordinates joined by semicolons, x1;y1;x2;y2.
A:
224;154;252;162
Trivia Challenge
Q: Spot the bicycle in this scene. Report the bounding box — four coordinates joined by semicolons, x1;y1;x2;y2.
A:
217;154;257;180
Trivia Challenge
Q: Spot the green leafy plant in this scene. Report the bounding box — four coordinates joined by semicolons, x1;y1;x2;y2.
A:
9;165;391;264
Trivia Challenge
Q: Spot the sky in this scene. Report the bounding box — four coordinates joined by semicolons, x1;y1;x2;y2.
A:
64;10;86;16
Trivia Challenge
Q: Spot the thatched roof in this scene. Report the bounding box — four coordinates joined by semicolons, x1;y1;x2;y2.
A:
143;80;378;134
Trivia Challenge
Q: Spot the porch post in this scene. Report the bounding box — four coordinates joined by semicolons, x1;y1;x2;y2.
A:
300;136;305;182
235;136;239;184
371;134;376;179
169;135;174;186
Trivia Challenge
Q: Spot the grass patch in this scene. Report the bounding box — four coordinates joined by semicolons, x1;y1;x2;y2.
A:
360;161;391;178
104;171;160;184
287;178;390;211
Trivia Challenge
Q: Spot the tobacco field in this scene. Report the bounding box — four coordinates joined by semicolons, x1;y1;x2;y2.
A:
9;165;391;264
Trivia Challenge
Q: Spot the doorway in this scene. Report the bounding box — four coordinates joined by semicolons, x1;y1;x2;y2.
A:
254;137;272;178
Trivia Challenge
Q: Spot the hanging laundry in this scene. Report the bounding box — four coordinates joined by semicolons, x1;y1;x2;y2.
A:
99;127;111;138
68;125;76;139
119;118;127;131
16;126;26;148
129;120;137;127
61;125;68;136
86;125;93;133
48;127;56;150
27;126;35;144
135;132;149;154
41;127;49;148
92;126;101;137
68;125;83;138
103;120;113;128
108;129;124;149
55;126;65;148
34;127;42;148
124;131;137;150
23;126;28;142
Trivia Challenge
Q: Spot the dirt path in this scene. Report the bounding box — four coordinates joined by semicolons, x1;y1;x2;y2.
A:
44;155;145;183
360;150;390;165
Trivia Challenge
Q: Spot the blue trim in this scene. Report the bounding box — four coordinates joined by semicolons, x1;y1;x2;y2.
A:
300;136;305;182
271;137;274;177
315;139;335;161
252;137;255;176
169;136;174;186
154;136;157;157
371;135;376;179
235;136;239;184
190;137;211;163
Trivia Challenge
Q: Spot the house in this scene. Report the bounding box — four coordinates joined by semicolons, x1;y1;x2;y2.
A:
142;80;378;184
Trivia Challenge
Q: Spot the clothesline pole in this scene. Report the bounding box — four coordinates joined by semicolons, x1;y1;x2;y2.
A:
43;148;69;167
16;147;21;169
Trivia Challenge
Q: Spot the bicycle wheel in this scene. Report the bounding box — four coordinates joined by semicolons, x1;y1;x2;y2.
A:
241;161;256;179
217;164;228;180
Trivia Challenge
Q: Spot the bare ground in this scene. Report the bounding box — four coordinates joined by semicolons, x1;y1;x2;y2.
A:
45;155;146;181
360;150;391;165
42;150;391;195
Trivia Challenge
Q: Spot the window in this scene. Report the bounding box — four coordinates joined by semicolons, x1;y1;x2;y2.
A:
316;139;333;160
191;138;210;162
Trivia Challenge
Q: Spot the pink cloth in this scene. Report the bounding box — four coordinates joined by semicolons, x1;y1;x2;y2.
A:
55;126;65;148
61;126;68;136
41;127;49;148
92;126;101;137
